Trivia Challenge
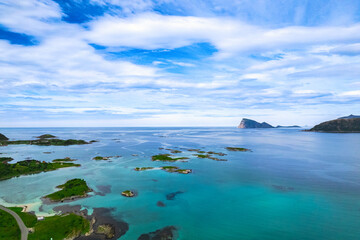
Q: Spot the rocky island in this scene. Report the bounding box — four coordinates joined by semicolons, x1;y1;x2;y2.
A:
238;118;274;128
151;154;189;162
161;166;192;174
44;178;92;202
226;147;251;152
308;115;360;133
134;167;154;171
121;190;135;197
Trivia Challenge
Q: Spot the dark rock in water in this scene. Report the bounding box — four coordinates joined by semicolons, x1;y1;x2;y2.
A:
238;118;274;128
157;201;166;207
308;117;360;133
0;133;8;141
95;185;112;196
166;191;183;200
272;185;294;192
138;226;177;240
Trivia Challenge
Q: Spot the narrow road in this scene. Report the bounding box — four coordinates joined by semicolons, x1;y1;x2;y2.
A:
0;205;28;240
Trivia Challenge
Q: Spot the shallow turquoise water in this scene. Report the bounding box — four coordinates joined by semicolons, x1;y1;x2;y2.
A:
1;127;360;239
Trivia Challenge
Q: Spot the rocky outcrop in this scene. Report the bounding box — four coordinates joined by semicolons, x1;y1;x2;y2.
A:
309;116;360;132
0;133;8;141
238;118;274;128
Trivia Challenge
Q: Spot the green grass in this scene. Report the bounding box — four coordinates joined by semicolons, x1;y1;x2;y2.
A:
45;178;91;201
0;209;20;240
28;213;90;240
0;160;80;181
151;154;189;162
8;207;37;228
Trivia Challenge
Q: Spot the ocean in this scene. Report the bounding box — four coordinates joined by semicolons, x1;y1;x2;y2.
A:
1;127;360;240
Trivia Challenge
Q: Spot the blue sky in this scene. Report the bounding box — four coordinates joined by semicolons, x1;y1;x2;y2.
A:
1;0;360;127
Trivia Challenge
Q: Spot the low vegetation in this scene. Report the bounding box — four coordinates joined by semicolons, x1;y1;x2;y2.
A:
0;209;20;240
0;159;80;181
45;178;91;202
28;213;90;240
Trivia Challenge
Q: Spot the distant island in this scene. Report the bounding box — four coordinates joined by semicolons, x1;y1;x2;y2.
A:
308;115;360;133
238;118;300;129
0;133;95;146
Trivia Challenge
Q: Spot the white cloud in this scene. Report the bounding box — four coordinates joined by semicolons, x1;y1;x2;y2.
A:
86;13;360;58
0;0;63;36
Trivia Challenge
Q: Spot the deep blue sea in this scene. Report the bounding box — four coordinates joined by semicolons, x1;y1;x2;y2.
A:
1;127;360;239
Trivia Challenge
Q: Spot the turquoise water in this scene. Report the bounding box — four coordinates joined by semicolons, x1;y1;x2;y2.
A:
1;127;360;239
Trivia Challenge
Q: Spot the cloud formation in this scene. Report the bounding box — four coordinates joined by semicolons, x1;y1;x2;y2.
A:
0;0;360;127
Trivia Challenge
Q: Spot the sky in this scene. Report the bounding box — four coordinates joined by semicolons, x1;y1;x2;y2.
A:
1;0;360;127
